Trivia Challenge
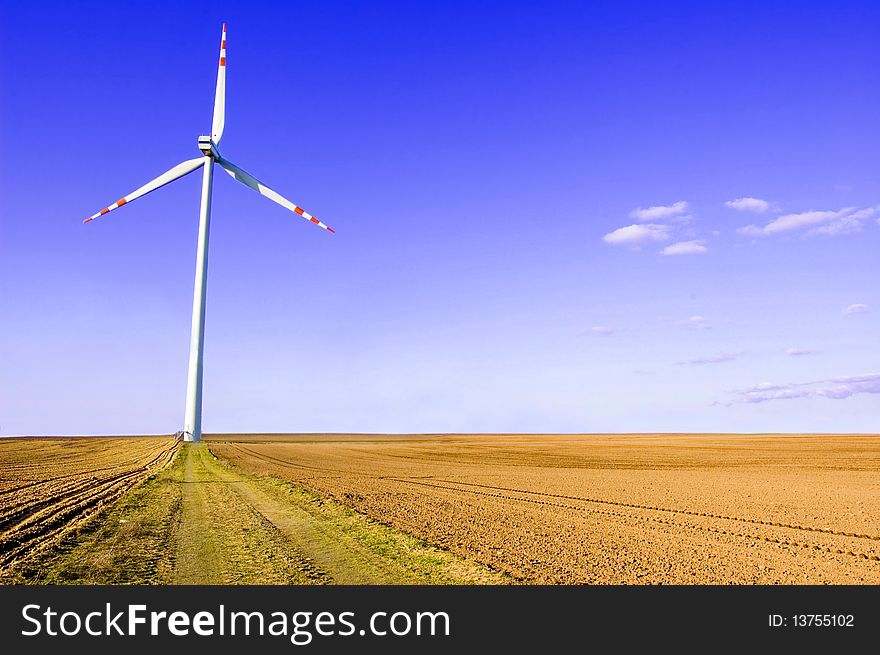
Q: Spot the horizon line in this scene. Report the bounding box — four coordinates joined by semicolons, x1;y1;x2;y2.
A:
2;431;878;439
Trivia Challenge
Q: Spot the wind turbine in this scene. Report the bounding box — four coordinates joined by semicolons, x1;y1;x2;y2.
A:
84;24;334;442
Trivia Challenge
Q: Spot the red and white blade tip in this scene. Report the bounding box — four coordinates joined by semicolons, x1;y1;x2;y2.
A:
84;198;128;223
291;205;335;233
219;24;227;67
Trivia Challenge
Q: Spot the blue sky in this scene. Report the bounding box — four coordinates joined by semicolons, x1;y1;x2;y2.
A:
1;1;878;435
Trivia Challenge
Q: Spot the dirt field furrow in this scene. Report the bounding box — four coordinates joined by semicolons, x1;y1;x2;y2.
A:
385;477;880;562
0;438;178;571
425;478;880;541
211;433;880;584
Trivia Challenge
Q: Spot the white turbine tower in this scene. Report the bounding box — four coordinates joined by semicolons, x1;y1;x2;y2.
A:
84;24;334;442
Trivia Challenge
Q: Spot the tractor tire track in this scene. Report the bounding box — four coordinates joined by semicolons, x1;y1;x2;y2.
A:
427;478;880;542
386;477;880;562
0;442;178;568
0;443;177;525
0;446;176;499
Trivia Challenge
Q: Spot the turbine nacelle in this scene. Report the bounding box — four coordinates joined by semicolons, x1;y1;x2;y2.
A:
198;136;220;159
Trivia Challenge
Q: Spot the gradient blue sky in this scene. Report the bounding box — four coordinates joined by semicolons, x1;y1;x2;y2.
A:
1;1;878;435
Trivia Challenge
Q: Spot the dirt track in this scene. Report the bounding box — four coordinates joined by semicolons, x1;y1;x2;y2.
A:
211;434;880;584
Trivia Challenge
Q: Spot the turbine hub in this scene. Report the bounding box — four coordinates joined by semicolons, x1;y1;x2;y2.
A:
197;136;219;159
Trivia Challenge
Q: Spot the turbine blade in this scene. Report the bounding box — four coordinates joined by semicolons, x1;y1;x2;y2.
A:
211;23;227;144
217;156;335;233
84;157;206;223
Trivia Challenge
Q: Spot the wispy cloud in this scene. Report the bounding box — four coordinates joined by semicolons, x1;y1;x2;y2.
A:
589;325;619;336
729;373;880;404
630;201;689;222
843;303;869;315
740;208;849;235
602;223;670;246
725;197;769;213
738;206;877;238
676;351;745;366
808;207;877;236
661;240;707;256
785;348;818;356
678;315;712;330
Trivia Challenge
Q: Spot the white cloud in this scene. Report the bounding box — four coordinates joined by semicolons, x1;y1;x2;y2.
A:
843;303;869;315
589;326;618;336
764;208;851;234
676;351;745;366
629;201;689;222
725;197;769;213
602;223;670;246
729;373;880;404
785;348;818;356
738;206;877;237
678;315;711;330
661;240;707;256
807;207;877;236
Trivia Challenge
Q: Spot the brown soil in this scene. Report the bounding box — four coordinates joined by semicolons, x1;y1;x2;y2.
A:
0;437;177;574
209;433;880;584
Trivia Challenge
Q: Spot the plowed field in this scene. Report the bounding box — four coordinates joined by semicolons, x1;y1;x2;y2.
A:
0;437;178;571
0;441;506;585
210;434;880;584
